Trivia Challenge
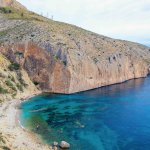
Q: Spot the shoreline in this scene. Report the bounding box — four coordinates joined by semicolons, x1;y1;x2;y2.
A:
0;93;55;150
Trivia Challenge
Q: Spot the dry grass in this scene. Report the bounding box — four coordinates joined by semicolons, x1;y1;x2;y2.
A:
0;6;45;22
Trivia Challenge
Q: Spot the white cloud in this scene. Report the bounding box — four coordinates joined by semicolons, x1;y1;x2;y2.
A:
18;0;150;46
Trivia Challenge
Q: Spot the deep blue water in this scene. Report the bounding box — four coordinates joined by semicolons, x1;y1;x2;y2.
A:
20;77;150;150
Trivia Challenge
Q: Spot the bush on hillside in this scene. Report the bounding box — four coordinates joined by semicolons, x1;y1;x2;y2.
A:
0;86;8;94
5;80;17;91
8;63;20;71
0;7;12;14
16;83;23;92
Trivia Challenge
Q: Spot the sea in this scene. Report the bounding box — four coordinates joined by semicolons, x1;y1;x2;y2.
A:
20;76;150;150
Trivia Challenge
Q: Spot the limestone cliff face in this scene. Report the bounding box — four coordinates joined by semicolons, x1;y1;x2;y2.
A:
0;2;150;94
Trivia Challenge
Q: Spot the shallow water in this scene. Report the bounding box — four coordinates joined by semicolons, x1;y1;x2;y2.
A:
21;77;150;150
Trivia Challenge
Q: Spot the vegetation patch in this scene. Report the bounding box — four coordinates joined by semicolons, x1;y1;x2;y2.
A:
0;133;5;144
5;80;13;87
16;83;23;92
8;63;20;71
0;6;44;22
0;99;3;104
0;31;7;37
62;60;67;66
54;55;59;61
0;7;12;14
1;146;11;150
14;51;24;57
18;74;28;87
10;76;15;82
0;86;8;94
5;80;17;92
33;81;39;86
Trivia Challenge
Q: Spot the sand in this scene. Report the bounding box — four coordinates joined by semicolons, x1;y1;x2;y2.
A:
0;96;56;150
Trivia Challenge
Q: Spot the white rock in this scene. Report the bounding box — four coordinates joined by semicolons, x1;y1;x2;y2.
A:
60;141;70;149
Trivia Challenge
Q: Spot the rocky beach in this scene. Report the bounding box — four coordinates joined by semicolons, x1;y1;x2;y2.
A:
0;93;56;150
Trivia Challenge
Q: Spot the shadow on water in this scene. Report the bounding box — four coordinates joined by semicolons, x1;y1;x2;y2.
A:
20;77;150;150
81;77;145;96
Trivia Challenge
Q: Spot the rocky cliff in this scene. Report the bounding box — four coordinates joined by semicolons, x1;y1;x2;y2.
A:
0;0;150;95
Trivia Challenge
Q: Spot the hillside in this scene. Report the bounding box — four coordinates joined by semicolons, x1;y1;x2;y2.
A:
0;52;38;103
0;1;150;150
0;0;150;96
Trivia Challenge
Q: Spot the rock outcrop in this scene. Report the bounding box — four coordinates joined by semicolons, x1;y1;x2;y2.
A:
0;0;150;95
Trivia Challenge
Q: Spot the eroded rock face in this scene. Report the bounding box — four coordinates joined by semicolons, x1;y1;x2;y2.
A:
1;40;150;94
0;1;150;94
0;42;71;93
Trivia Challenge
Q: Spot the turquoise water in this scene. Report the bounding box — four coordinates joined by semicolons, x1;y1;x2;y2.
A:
20;77;150;150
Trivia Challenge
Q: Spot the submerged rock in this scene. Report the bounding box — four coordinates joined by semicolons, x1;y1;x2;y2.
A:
60;141;70;149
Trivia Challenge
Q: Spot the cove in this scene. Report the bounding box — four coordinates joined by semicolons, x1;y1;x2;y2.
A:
20;77;150;150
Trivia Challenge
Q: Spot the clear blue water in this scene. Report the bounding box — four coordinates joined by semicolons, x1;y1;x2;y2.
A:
20;77;150;150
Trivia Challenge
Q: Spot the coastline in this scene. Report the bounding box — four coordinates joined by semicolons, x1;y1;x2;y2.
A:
0;93;55;150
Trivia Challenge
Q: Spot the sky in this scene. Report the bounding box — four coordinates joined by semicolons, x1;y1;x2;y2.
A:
18;0;150;46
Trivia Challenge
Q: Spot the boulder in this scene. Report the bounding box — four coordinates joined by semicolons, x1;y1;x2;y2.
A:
60;141;70;149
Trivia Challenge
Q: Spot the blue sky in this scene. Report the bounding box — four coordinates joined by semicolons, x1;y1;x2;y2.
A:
18;0;150;46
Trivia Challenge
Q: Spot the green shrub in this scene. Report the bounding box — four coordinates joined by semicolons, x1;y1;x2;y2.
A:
5;80;17;91
0;86;8;94
8;63;20;71
5;80;13;87
1;146;11;150
18;76;28;87
21;12;24;17
0;133;5;144
11;76;15;82
33;81;39;86
14;51;23;56
0;31;7;36
16;83;23;92
62;60;67;66
0;7;12;14
54;55;59;60
8;75;16;82
11;86;17;91
18;77;24;85
31;34;35;37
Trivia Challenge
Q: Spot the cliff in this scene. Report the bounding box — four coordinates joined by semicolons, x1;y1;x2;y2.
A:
0;0;150;95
